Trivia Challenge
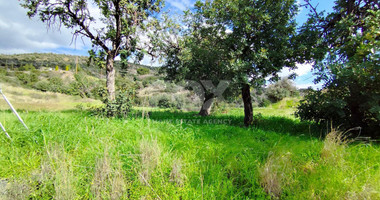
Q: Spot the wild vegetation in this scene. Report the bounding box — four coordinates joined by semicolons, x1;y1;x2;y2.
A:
0;0;378;199
0;107;379;199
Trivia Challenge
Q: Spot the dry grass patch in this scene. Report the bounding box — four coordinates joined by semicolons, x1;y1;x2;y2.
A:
139;137;162;184
0;82;101;111
321;128;351;163
259;152;294;199
170;157;185;186
91;149;127;200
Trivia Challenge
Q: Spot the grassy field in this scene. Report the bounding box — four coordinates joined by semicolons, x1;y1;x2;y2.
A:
0;104;379;199
0;82;101;111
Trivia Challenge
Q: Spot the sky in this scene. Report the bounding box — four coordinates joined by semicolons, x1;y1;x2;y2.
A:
0;0;335;89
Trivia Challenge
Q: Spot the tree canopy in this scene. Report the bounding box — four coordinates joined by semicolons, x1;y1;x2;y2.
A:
296;0;380;137
21;0;163;100
196;0;301;125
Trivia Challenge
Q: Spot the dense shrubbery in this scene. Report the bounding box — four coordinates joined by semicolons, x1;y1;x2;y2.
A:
265;79;298;102
148;93;198;110
136;67;150;75
296;85;380;138
18;64;36;71
15;71;39;85
93;90;134;117
296;5;379;138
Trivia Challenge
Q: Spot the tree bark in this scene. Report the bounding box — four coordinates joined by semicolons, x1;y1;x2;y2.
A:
242;83;253;126
106;54;116;100
199;93;214;116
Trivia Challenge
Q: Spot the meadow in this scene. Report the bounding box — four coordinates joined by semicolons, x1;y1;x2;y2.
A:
0;104;379;199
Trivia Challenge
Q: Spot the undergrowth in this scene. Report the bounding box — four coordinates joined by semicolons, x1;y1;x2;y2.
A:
0;109;379;199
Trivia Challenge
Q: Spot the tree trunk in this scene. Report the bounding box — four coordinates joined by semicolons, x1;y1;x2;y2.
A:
199;93;214;116
106;54;116;100
347;84;365;130
242;83;253;126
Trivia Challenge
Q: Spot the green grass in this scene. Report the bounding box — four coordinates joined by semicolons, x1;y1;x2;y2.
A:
0;108;379;199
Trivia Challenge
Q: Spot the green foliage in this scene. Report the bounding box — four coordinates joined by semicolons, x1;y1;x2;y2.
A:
265;79;299;102
297;1;380;137
15;71;39;85
95;90;134;118
157;96;174;108
136;67;150;75
21;0;164;100
18;63;35;71
33;80;51;92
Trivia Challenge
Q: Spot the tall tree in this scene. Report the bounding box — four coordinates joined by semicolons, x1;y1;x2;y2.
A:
296;0;380;137
21;0;163;100
201;0;300;126
158;7;235;116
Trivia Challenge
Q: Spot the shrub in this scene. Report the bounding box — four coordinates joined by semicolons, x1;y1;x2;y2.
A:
149;94;174;108
137;67;150;75
70;73;96;98
95;90;134;118
164;82;180;93
33;80;51;92
19;64;36;71
265;79;298;102
15;72;39;85
48;76;66;93
158;96;173;108
296;86;380;138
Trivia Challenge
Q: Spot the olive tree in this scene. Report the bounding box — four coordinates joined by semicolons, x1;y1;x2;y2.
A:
200;0;301;126
21;0;163;100
157;6;235;116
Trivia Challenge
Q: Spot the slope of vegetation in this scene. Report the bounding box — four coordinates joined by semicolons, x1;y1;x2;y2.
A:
0;108;379;199
0;83;101;111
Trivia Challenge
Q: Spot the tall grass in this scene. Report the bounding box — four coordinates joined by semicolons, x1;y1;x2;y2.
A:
0;109;379;199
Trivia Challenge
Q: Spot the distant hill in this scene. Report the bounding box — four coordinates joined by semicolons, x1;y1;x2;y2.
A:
0;53;157;74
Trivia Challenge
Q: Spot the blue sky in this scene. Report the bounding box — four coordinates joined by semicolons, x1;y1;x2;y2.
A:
0;0;335;89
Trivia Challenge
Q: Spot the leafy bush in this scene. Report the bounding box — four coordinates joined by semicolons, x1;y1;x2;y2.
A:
69;73;99;97
95;90;133;118
149;94;172;108
48;76;66;93
19;64;36;71
164;82;180;93
141;76;160;88
33;80;51;92
157;95;174;108
296;86;380;138
265;79;299;102
15;72;39;85
137;67;150;75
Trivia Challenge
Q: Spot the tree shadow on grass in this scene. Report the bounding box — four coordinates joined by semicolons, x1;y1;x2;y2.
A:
130;109;324;139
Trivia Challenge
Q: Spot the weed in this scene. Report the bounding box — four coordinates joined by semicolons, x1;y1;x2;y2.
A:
259;152;294;199
139;137;162;184
91;149;126;200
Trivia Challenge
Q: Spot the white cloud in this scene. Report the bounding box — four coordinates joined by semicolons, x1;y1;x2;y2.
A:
0;0;92;55
296;82;323;90
166;0;194;11
279;62;313;77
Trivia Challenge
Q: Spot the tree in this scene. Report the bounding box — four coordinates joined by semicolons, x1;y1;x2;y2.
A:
21;0;163;100
265;78;299;103
158;7;234;116
296;0;380;137
200;0;300;125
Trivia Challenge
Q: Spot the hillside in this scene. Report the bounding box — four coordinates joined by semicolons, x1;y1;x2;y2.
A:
0;53;203;111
